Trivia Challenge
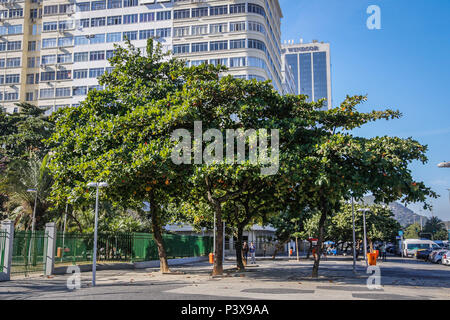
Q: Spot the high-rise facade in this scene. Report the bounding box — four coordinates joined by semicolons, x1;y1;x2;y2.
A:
282;40;332;108
0;0;283;114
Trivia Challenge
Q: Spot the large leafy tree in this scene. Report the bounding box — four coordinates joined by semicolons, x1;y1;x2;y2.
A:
287;96;437;277
0;154;53;230
0;103;54;215
47;39;218;272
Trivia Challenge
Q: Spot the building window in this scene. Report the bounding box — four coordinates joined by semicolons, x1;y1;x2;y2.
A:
5;74;19;84
26;92;34;101
40;88;54;99
123;0;138;7
123;14;138;24
191;7;208;18
26;74;35;84
191;42;208;53
174;9;190;20
41;71;55;81
210;40;228;51
89;68;104;78
57;53;72;63
58;37;73;47
73;69;87;79
6;57;20;68
55;87;71;97
209;58;228;67
230;3;246;14
230;22;246;32
139;29;154;40
230;57;246;68
7;41;21;51
74;52;89;62
140;12;154;22
90;51;105;61
174;26;189;37
230;39;246;49
90;33;105;44
106;32;121;42
248;3;266;17
107;16;122;25
210;23;227;34
43;5;58;15
173;44;189;55
74;36;89;46
56;70;72;80
156;11;171;21
107;0;122;9
41;55;56;65
91;0;106;10
191;25;207;36
76;2;90;12
72;86;87;96
156;28;171;38
123;31;137;41
91;17;106;27
210;5;228;16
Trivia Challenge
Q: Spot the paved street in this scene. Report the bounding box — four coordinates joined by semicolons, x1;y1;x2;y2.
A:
1;256;449;300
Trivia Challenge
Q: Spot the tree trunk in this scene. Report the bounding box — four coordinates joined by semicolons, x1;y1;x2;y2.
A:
150;197;170;273
235;225;245;271
212;203;224;276
272;241;286;260
312;210;328;278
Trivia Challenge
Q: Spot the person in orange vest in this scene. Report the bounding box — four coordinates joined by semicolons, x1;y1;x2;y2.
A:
312;247;317;259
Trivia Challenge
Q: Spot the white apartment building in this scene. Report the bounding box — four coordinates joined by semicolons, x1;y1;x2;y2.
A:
282;40;332;109
0;0;284;114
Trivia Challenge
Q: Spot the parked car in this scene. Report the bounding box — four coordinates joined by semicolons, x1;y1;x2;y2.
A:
415;248;432;260
431;249;448;264
403;239;440;257
442;251;450;266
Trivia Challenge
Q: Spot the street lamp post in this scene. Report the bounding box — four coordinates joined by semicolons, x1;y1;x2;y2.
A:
358;208;369;266
87;182;108;287
351;198;356;273
26;188;38;234
26;188;38;264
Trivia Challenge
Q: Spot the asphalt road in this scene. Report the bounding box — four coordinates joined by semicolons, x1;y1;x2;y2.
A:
1;256;449;300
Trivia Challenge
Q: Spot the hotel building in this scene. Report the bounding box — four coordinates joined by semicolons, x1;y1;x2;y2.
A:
282;40;332;108
0;0;284;113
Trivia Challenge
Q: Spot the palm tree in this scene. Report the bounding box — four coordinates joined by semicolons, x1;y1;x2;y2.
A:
0;153;53;230
424;216;446;238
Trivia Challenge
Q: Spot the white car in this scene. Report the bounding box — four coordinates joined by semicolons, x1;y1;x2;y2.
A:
442;251;450;266
431;249;448;264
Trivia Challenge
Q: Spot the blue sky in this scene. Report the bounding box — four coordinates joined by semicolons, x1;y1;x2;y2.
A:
279;0;450;221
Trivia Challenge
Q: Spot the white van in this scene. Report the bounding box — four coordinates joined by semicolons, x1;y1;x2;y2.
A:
403;239;440;257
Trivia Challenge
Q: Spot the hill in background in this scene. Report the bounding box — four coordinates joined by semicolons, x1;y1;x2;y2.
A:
360;196;429;227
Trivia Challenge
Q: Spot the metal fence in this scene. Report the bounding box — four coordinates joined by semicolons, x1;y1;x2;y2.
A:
54;232;213;265
11;231;47;276
0;230;6;272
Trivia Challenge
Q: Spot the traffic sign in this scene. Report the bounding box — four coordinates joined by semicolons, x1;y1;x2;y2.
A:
398;230;404;236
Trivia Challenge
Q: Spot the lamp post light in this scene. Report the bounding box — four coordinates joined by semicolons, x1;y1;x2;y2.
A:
26;188;38;264
351;198;356;273
437;162;450;168
87;182;108;287
358;208;370;266
26;188;38;233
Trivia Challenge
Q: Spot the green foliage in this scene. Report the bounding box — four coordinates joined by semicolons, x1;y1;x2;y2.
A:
404;222;421;239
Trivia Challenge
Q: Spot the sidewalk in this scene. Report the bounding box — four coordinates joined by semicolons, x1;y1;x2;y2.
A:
1;256;449;300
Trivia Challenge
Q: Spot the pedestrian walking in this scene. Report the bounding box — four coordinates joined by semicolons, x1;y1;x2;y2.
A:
243;241;249;263
381;243;387;261
249;242;256;264
263;243;267;257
